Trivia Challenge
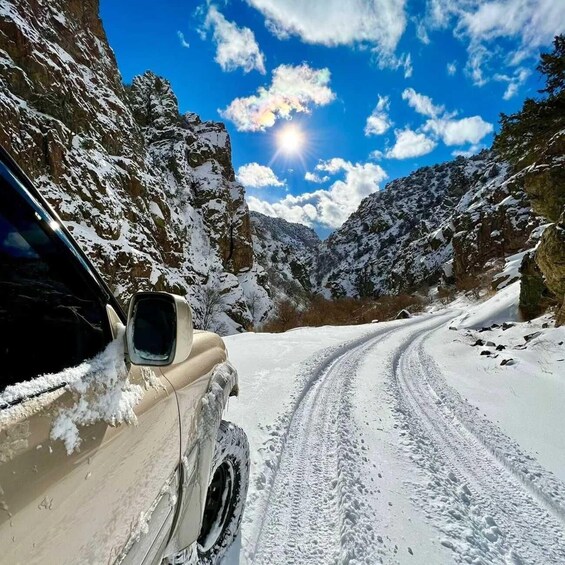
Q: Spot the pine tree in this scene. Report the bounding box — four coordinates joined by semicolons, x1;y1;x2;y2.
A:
493;35;565;170
538;35;565;97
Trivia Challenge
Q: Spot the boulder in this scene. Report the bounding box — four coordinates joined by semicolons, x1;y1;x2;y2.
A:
395;309;412;319
519;250;552;320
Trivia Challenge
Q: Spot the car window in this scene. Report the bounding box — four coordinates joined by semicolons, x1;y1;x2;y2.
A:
0;167;111;391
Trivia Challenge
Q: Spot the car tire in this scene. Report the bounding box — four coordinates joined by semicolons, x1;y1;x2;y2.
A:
196;420;249;564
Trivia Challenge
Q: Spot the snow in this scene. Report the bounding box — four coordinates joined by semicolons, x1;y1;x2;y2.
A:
149;201;165;220
454;281;522;329
49;327;147;454
491;250;528;290
429;283;565;483
0;328;161;454
221;296;565;564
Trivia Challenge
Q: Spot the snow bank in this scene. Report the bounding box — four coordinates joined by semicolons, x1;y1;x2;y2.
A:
491;250;527;290
454;281;522;329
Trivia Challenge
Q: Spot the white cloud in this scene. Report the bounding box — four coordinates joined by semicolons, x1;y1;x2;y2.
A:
447;61;457;75
220;64;335;131
246;0;407;55
401;87;444;118
452;143;485;158
367;89;493;162
204;6;266;74
377;51;413;76
403;53;413;78
315;158;352;174
248;196;315;225
386;128;437;159
364;95;392;136
304;171;329;183
460;0;564;48
399;87;494;147
495;67;530;100
415;19;431;44
247;0;412;76
177;31;190;48
424;115;494;145
236;163;285;188
502;83;519;100
423;0;565;87
465;42;490;86
249;159;387;228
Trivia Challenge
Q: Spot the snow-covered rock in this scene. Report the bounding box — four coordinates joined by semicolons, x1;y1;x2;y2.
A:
250;211;320;307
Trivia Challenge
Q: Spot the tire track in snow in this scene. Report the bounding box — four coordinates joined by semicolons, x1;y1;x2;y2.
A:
391;316;565;564
248;316;441;564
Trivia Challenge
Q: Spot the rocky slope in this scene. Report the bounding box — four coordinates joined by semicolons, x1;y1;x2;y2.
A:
250;211;320;307
316;151;539;299
0;0;269;332
518;129;565;324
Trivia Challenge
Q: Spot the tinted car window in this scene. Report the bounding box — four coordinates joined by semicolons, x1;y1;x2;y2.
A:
0;166;110;391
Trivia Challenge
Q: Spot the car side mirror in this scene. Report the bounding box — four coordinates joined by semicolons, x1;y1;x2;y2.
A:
126;292;193;366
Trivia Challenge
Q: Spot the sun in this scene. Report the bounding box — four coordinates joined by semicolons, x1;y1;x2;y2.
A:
277;124;305;155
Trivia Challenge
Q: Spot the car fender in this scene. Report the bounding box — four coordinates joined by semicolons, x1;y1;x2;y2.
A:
164;360;239;557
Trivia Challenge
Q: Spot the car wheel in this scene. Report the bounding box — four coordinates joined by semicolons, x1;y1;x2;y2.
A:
197;420;249;564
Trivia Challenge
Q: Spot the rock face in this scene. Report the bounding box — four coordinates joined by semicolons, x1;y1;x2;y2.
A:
251;212;320;306
535;209;565;325
0;0;266;332
522;132;565;223
316;151;538;298
519;250;553;319
524;132;565;325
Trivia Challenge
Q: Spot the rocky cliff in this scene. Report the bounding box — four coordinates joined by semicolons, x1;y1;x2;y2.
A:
519;130;565;324
251;211;320;307
0;0;268;332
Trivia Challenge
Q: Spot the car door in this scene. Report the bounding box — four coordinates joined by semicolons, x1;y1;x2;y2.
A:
0;158;181;564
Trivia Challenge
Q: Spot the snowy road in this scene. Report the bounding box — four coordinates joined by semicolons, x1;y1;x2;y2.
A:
224;300;565;564
249;324;397;564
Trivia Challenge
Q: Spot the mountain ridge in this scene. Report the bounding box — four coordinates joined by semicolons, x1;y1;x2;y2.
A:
1;0;561;331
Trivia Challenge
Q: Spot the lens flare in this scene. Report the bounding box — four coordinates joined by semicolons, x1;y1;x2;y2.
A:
277;124;305;154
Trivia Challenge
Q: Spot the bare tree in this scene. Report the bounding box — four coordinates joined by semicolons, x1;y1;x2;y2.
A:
200;285;225;331
245;289;263;322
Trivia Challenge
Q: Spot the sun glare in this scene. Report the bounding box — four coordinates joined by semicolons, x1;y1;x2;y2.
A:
277;124;305;154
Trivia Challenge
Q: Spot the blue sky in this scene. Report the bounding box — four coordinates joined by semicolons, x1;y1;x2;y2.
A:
100;0;562;236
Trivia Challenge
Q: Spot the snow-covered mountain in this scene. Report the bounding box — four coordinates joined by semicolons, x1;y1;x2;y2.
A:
316;151;539;299
250;212;320;307
0;0;550;332
0;0;269;332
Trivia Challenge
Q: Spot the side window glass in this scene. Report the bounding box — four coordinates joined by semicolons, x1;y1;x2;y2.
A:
0;171;110;391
